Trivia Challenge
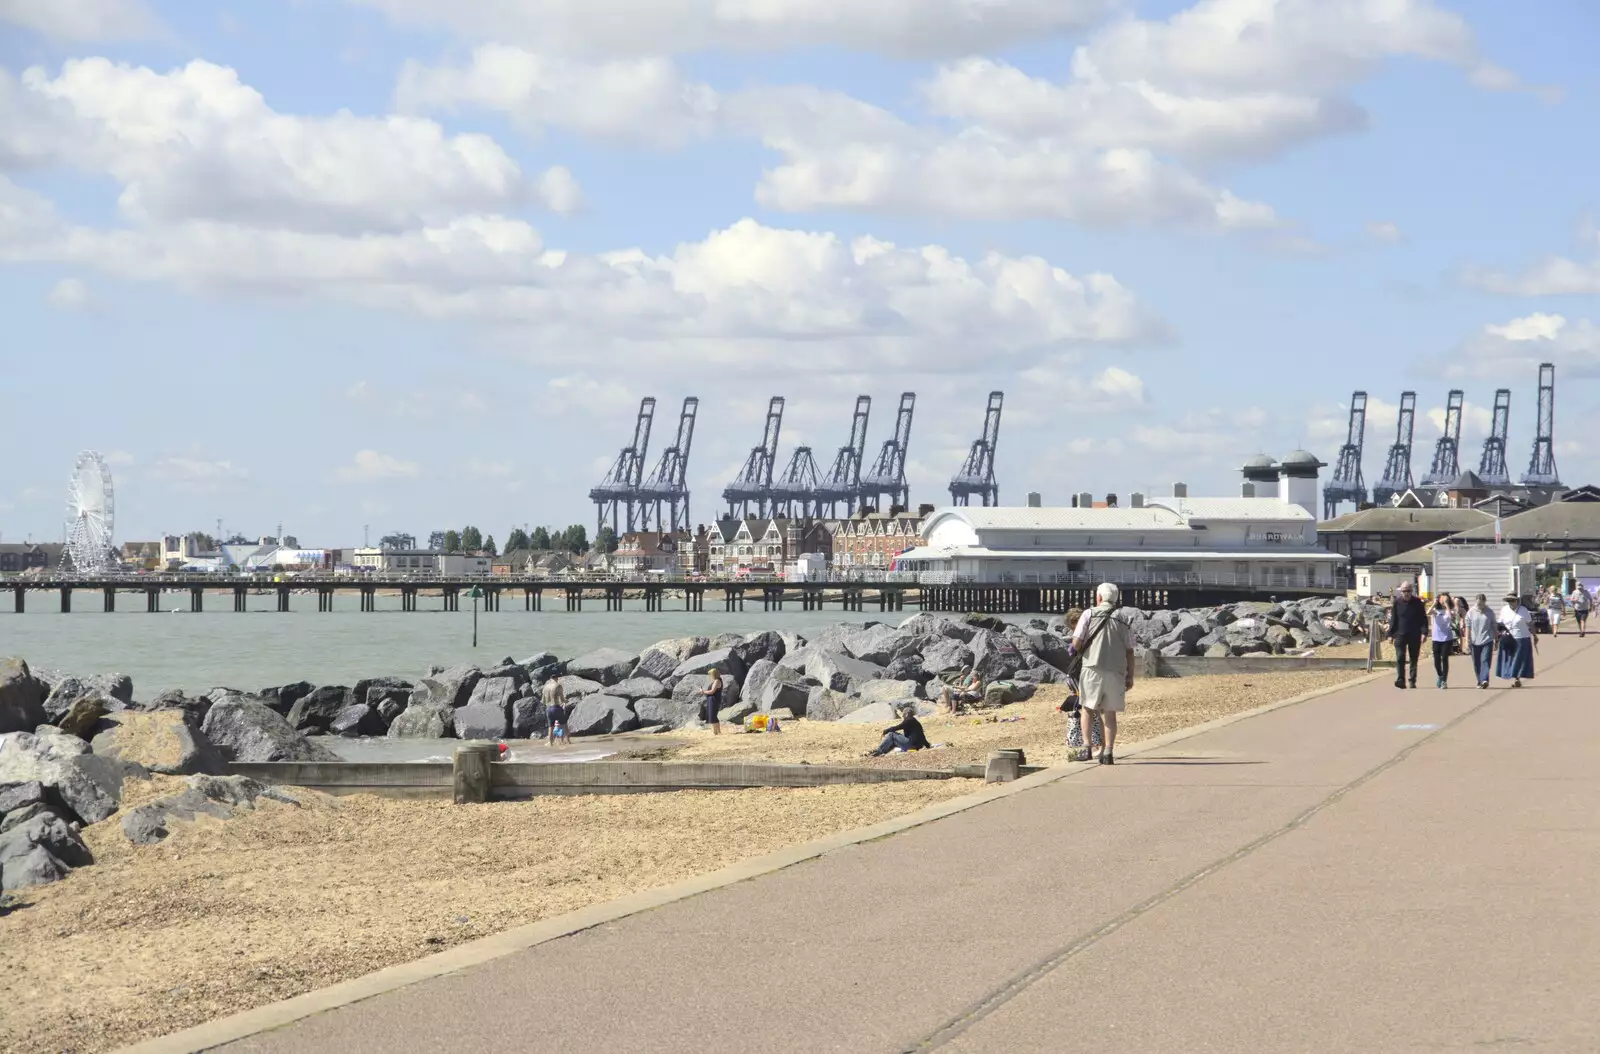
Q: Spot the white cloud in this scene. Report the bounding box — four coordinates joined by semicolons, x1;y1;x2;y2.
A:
47;276;92;310
1451;314;1600;379
5;199;1164;374
354;0;1117;58
465;459;515;479
0;0;157;41
337;450;423;481
397;47;719;149
1466;256;1600;296
0;59;575;232
149;456;249;492
1365;220;1403;244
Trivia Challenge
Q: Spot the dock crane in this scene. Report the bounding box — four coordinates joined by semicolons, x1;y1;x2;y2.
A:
639;397;698;532
588;397;655;534
1520;363;1561;487
949;391;1004;506
1372;390;1417;506
1322;391;1368;518
815;396;871;518
1477;389;1511;487
1420;389;1465;488
722;397;785;518
859;392;915;513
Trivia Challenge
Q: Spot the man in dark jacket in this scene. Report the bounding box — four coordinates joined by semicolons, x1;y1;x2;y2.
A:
869;705;930;756
1388;580;1428;689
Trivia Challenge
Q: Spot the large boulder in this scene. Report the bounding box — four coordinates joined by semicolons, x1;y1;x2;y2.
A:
635;637;709;682
885;655;932;685
632;696;703;730
42;673;133;725
565;648;638;687
58;693;113;739
671;648;747;684
838;700;932;724
454;689;512;739
0;780;46;817
919;639;974;676
808;652;887;693
386;701;456;739
466;676;519;712
852;679;923;705
740;659;779;706
717;698;758;725
759;668;812;715
709;631;746;651
608;677;669;701
0;658;48;735
566;695;638;737
842;625;919;666
201;698;340;763
555;675;605;699
258;681;315;717
352;677;412;710
415;664;482;709
91;711;226;775
983;681;1036;708
897;613;976;643
968;631;1025;681
328;704;386;738
1;811;93;890
510;697;545;739
286;686;352;734
732;630;788;668
804;686;857;722
0;731;143;826
120;774;301;846
138;689;211;726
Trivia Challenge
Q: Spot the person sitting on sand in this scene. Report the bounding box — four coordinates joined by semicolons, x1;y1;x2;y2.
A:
938;666;984;713
869;703;930;757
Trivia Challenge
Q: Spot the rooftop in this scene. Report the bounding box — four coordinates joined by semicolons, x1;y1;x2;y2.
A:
1317;507;1494;533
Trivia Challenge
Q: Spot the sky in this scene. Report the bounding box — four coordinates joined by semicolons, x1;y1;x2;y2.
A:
2;0;1599;549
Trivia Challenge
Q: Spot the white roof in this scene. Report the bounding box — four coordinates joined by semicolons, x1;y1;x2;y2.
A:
926;506;1188;532
1146;497;1313;522
899;546;1344;563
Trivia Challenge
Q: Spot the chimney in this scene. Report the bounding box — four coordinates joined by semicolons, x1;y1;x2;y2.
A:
1173;482;1188;498
1130;492;1144;508
1027;492;1041;508
1078;492;1093;509
1241;482;1256;498
917;503;935;517
1105;493;1118;508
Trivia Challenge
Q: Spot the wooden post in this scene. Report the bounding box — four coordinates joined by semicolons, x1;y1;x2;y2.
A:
1367;617;1379;672
984;748;1023;784
453;742;496;803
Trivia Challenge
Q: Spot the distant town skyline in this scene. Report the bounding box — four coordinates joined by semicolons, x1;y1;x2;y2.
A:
3;0;1598;544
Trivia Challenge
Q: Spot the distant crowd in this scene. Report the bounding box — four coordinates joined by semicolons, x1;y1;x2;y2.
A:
1383;581;1591;690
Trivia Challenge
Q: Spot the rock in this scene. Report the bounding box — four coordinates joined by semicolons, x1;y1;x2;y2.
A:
454;697;510;740
884;655;931;684
777;645;816;673
841;624;913;665
1;844;70;890
1231;640;1273;656
201;698;341;763
635;637;709;682
759;669;811;715
709;631;746;650
968;631;1025;681
1204;642;1232;658
1264;625;1295;652
58;694;111;739
328;704;387;738
671;648;747;684
555;675;605;699
0;810;92;869
120;774;300;846
732;630;787;668
484;665;531;689
375;694;409;724
415;664;482;709
386;701;456;739
510;697;544;739
139;689;211;726
717;698;758;725
0;731;144;826
259;681;315;717
91;710;227;775
983;681;1036;708
633;696;702;730
1011;666;1064;686
852;680;923;705
1025;632;1074;671
897;612;977;643
608;677;669;701
808;652;886;693
0;780;46;817
1159;640;1196;657
567;695;638;736
1;801;56;834
0;658;48;735
803;686;856;722
962;613;1009;633
286;686;352;734
741;659;779;706
466;676;519;713
351;677;412;710
565;648;639;687
919;639;974;676
839;700;934;724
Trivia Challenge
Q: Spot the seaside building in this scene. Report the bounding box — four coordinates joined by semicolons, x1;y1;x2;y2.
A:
827;506;933;571
706;516;831;576
0;543;63;574
351;548;490;575
611;531;691;575
896;459;1344;587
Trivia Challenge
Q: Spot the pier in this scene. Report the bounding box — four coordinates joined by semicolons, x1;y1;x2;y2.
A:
5;574;1339;615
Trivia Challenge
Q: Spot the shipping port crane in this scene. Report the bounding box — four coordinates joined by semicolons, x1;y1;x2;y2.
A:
859;392;915;513
1521;362;1561;487
1373;390;1417;506
949;391;1004;506
815;396;871;518
1420;389;1465;488
588;397;655;534
771;447;822;519
639;396;698;532
1477;389;1511;487
723;397;785;518
1322;391;1368;518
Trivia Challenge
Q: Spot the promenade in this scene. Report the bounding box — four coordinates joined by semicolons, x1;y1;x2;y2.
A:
174;637;1599;1053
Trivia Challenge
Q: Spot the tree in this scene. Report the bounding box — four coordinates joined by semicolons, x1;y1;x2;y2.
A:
186;531;217;552
461;526;483;552
483;534;498;557
558;524;589;554
595;525;619;554
442;529;460;553
505;528;530;552
529;526;552;551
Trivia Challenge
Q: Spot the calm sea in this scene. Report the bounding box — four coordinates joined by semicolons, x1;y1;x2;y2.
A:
0;591;903;695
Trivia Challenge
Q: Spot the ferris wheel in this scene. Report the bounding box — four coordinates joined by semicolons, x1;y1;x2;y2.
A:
64;451;115;574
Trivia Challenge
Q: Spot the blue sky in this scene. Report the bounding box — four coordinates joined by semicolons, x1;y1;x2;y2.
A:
2;0;1598;548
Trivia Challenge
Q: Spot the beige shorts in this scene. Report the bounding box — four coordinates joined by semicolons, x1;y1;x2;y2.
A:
1080;667;1127;713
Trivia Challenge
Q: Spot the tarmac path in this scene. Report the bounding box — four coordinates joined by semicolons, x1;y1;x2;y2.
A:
194;635;1600;1053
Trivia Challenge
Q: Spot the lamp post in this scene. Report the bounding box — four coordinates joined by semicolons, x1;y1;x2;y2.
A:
469;584;482;648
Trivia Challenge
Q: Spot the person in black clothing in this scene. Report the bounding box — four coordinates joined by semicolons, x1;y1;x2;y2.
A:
1388;580;1428;689
869;705;930;756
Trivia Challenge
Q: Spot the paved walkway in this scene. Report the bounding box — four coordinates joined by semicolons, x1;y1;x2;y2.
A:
222;637;1600;1053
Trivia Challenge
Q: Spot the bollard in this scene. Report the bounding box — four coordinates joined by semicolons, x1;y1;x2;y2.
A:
985;748;1024;784
1367;618;1379;672
453;742;496;804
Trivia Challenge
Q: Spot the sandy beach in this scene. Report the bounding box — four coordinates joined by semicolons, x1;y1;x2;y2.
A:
0;664;1366;1054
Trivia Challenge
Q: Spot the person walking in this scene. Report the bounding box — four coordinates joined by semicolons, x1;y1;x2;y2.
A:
1071;582;1135;765
1466;594;1496;689
1388;581;1428;689
702;667;725;734
1496;593;1537;688
541;676;568;746
1429;596;1454;688
1570;583;1592;638
1546;587;1566;636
